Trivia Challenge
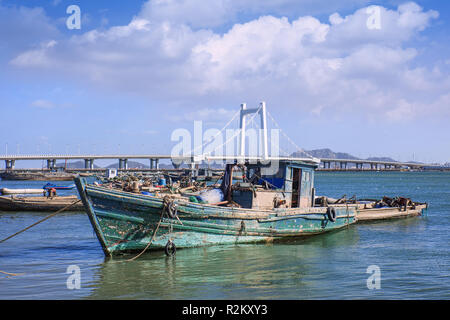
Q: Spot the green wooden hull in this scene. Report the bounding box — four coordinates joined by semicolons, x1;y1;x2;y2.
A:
75;177;357;256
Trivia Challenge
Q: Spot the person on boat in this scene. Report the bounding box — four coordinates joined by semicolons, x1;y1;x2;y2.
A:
249;167;262;185
46;188;57;199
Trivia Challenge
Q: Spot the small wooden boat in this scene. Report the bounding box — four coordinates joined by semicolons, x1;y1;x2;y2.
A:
355;197;427;222
0;195;84;211
0;188;45;195
356;204;427;221
75;160;357;256
315;196;427;222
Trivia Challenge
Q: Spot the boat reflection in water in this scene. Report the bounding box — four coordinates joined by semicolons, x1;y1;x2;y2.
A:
87;226;360;300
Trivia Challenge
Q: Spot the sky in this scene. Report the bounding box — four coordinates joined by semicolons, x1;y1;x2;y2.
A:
0;0;449;168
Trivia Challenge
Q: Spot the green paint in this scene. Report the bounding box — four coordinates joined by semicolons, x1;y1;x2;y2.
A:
75;173;357;256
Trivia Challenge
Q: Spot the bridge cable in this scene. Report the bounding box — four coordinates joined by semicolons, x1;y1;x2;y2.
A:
266;110;315;159
205;105;263;158
189;109;241;156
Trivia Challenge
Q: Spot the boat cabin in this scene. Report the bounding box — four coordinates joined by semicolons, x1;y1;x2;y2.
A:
227;160;317;210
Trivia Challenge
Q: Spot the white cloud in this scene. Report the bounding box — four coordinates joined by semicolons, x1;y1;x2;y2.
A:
31;99;55;109
385;99;415;121
11;40;57;67
30;98;75;109
9;1;448;122
0;5;59;55
171;107;237;124
138;0;374;29
139;0;233;29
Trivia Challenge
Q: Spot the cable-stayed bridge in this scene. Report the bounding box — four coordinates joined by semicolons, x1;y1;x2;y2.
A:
0;102;441;171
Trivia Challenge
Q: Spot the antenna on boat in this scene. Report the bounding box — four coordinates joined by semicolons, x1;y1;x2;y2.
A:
239;101;268;161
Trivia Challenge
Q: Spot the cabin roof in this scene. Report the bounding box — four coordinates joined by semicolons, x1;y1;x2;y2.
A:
244;159;318;169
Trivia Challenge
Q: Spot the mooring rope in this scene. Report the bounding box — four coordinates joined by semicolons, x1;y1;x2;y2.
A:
0;199;82;244
0;270;24;278
0;199;82;278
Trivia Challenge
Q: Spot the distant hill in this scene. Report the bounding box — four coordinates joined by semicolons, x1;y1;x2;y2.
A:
292;148;359;160
106;160;149;169
366;157;397;162
56;161;101;169
292;148;398;162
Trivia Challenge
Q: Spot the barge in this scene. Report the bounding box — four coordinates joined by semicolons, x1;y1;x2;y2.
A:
0;195;84;212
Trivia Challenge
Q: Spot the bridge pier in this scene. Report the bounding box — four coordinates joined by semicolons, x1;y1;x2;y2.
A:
84;159;94;170
5;159;15;170
171;160;181;169
342;162;347;170
150;158;160;170
190;162;199;177
119;159;128;170
46;159;56;170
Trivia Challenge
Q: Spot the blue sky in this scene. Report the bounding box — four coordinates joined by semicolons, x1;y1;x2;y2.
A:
0;0;449;167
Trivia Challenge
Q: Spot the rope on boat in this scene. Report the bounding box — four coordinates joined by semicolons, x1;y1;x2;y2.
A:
126;212;164;262
0;199;82;244
123;197;182;261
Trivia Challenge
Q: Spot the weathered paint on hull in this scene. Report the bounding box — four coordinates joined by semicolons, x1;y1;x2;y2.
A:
75;178;357;256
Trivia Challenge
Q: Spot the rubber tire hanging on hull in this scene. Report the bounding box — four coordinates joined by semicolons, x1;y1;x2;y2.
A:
165;240;176;256
327;207;337;222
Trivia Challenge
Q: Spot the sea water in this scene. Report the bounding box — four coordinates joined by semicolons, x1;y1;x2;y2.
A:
0;171;448;299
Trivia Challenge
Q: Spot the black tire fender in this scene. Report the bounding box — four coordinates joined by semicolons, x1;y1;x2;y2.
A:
165;240;176;256
327;207;337;222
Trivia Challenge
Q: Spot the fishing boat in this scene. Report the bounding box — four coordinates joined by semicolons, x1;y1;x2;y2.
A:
75;159;357;256
0;195;84;211
43;183;76;190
